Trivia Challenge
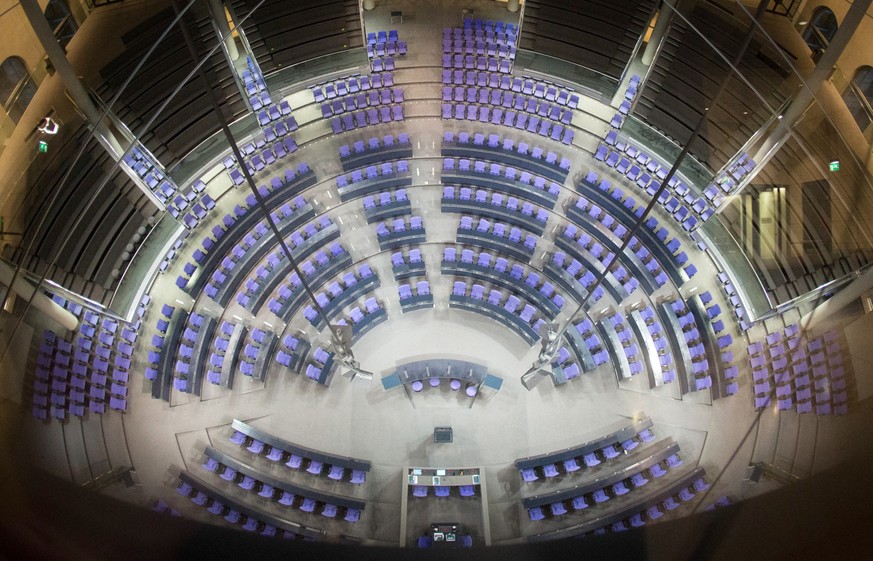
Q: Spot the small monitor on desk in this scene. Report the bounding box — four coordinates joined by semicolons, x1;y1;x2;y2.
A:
412;468;422;476
436;469;446;476
432;523;459;545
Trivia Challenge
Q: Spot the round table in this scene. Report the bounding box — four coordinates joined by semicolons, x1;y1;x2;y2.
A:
429;377;441;387
449;379;461;391
465;385;478;397
411;380;424;392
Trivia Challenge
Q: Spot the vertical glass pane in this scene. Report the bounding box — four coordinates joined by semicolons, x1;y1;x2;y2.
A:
843;67;873;136
0;57;29;108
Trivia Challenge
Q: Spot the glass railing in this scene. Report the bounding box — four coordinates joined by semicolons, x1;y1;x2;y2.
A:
514;49;619;103
170;49;369;192
265;48;369;97
107;212;184;320
622;0;873;307
0;57;50;159
755;262;871;322
0;107;88;264
0;0;211;324
830;64;873;144
0;2;864;348
622;116;714;185
167;111;260;188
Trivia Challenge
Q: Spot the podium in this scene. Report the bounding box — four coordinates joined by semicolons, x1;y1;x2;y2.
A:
433;426;453;443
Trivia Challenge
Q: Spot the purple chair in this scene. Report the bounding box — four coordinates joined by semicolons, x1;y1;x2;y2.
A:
550;502;567;516
328;465;345;480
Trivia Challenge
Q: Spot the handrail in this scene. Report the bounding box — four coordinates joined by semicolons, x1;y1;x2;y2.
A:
755;262;873;322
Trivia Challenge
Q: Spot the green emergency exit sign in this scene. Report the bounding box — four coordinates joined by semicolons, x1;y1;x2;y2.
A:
38;140;48;153
829;160;840;172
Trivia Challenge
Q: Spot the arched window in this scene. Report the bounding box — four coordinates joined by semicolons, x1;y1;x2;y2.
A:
44;0;78;49
843;66;873;136
803;7;838;59
0;57;37;125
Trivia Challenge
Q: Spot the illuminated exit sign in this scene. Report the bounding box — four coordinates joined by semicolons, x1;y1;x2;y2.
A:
38;140;48;153
829;160;840;172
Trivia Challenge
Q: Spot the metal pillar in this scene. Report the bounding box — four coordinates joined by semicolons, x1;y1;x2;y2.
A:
207;0;239;61
641;0;676;66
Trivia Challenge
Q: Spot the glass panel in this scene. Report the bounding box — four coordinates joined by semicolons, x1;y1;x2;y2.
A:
839;66;873;141
0;58;27;105
0;57;38;126
45;0;78;49
514;49;619;103
718;97;873;305
1;0;871;551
